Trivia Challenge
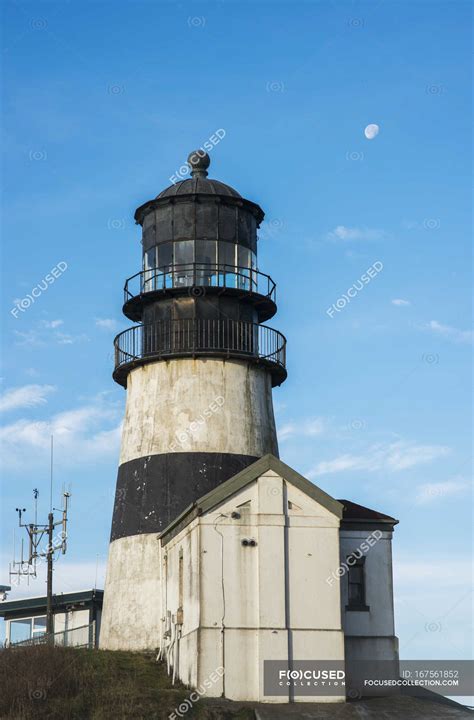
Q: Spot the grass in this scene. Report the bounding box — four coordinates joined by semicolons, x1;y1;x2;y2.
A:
0;646;254;720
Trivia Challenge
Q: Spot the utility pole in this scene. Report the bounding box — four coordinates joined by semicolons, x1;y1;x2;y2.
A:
46;511;54;636
9;489;71;641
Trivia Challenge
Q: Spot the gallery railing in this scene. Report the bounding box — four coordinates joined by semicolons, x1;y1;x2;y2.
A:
113;318;286;382
123;264;276;303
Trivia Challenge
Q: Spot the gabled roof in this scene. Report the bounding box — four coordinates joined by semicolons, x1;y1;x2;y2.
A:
160;454;344;545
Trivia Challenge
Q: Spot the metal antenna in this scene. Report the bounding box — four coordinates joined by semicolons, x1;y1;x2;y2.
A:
33;488;39;527
50;435;54;513
10;466;71;639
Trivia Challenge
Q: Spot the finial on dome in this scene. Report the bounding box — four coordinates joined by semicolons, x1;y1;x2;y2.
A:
187;149;210;177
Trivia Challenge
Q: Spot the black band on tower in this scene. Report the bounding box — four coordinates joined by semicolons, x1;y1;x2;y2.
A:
111;452;260;541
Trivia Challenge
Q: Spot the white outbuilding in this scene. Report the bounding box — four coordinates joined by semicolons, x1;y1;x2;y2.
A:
152;454;399;703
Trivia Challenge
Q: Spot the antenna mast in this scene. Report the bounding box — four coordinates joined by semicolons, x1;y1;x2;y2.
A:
9;481;71;639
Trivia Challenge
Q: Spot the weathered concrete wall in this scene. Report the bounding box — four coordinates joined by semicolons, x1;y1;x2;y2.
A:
344;636;399;698
339;529;399;696
102;356;280;648
339;530;396;638
100;533;161;651
120;358;278;463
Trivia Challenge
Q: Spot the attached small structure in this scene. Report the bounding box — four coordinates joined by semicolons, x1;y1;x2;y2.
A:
1;589;103;648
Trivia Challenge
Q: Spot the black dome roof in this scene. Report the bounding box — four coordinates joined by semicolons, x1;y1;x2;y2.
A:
157;150;241;198
156;176;241;199
134;150;264;225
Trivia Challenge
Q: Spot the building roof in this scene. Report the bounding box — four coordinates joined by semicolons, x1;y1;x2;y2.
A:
0;589;103;618
160;454;344;545
133;150;265;225
156;176;241;199
338;499;397;522
157;150;241;198
338;499;398;530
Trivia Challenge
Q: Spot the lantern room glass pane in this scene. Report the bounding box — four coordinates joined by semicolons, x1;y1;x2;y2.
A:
250;251;257;290
144;247;156;270
158;242;173;288
173;240;194;266
158;242;173;269
218;241;236;269
173;241;194;287
143;247;157;292
237;246;251;290
218;242;237;288
196;240;216;265
196;241;217;286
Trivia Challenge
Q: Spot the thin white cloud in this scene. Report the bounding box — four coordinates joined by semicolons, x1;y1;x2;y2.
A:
14;329;44;347
279;422;297;440
394;558;471;588
54;331;89;345
0;384;56;412
0;395;122;470
327;225;385;242
42;319;64;329
25;368;40;378
392;299;410;306
414;478;470;505
426;320;472;344
95;318;119;331
14;325;89;347
308;440;450;478
278;417;325;441
394;556;472;661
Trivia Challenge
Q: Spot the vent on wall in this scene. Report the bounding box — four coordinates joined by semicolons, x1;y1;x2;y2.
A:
288;501;302;512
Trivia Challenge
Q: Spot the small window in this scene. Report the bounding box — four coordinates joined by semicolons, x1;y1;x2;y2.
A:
9;618;32;643
33;616;47;635
346;556;369;611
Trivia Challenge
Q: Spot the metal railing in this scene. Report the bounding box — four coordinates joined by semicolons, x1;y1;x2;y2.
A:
6;622;96;649
114;318;286;373
124;264;276;304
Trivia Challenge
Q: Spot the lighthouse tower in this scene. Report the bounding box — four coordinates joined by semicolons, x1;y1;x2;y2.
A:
100;151;287;650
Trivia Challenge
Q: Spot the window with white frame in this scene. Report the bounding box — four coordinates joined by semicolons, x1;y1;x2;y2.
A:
8;615;47;644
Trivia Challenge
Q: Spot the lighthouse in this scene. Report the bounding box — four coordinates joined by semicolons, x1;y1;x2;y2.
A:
101;151;288;650
100;152;398;707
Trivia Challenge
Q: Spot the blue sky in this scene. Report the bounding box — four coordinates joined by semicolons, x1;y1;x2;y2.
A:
1;0;472;674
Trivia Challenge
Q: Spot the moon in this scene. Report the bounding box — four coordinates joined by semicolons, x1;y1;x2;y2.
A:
364;124;379;140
